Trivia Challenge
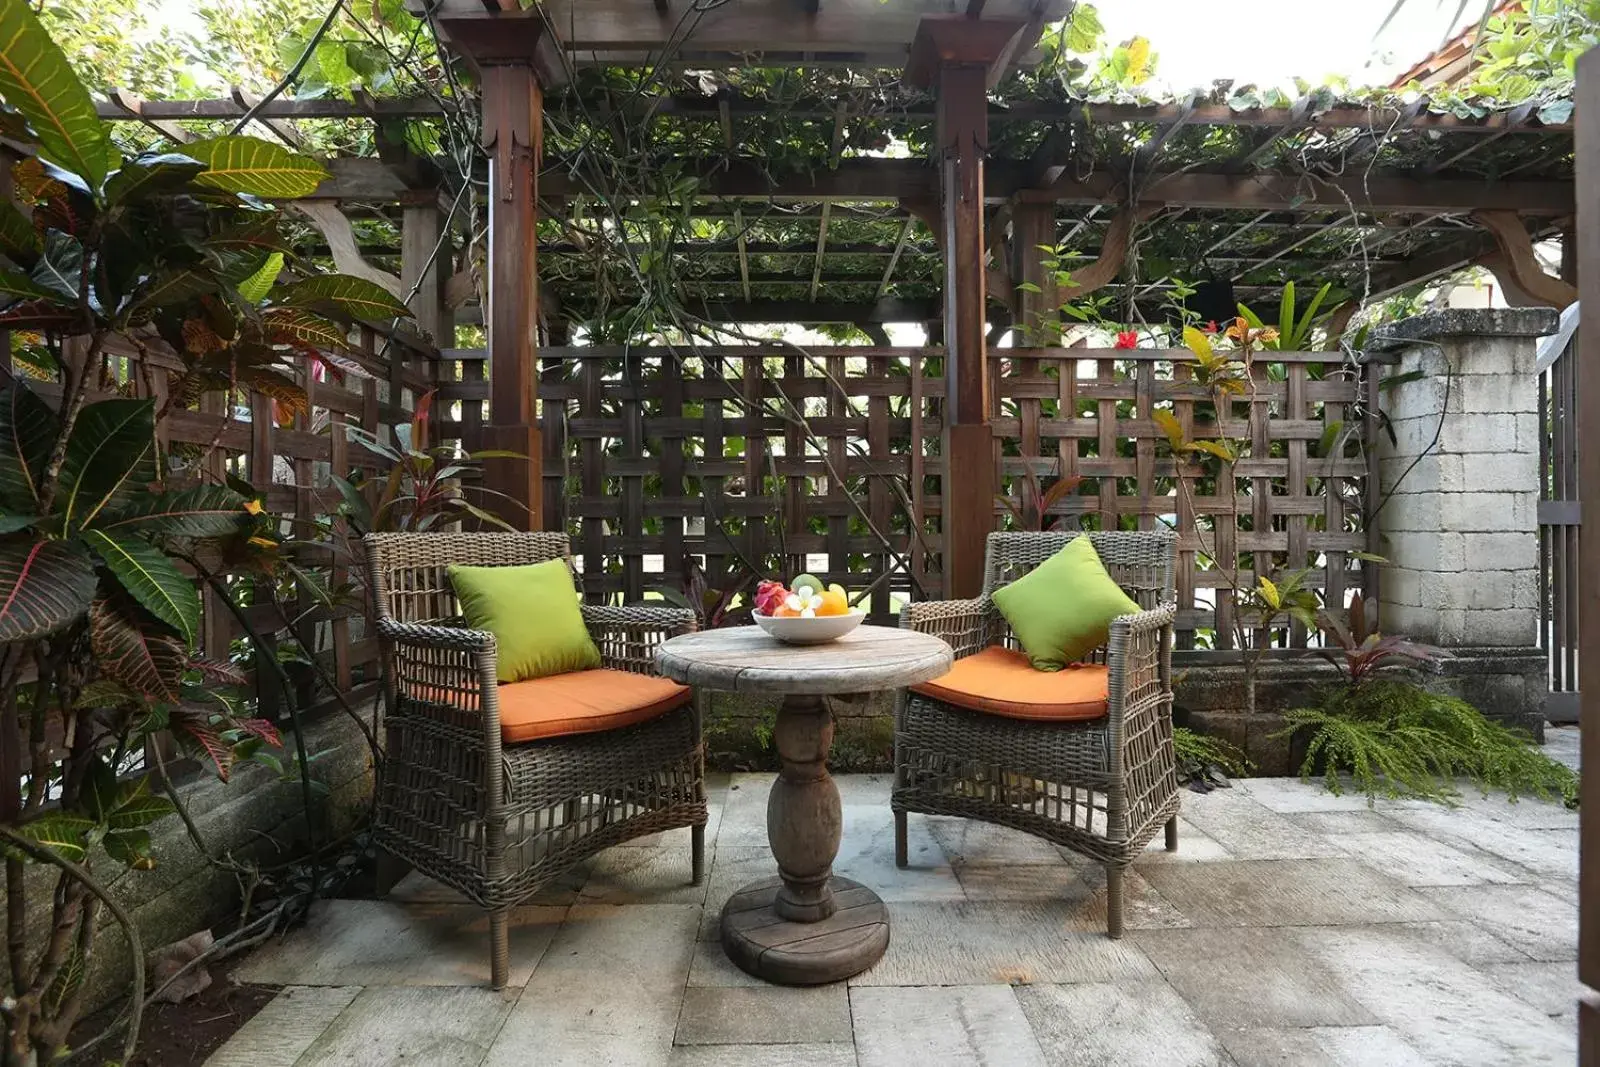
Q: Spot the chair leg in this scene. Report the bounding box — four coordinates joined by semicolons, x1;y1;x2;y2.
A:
894;810;908;869
691;823;707;886
374;848;411;896
489;908;511;990
1105;866;1124;940
1165;816;1179;853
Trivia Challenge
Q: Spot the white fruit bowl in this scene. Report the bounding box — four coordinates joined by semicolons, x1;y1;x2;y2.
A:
751;611;866;645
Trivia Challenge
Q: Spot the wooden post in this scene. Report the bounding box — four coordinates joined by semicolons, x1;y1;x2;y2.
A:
1575;47;1599;1067
907;16;1025;598
478;60;544;531
402;200;452;349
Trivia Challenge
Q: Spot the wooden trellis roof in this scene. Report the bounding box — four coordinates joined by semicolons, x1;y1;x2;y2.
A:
94;74;1575;329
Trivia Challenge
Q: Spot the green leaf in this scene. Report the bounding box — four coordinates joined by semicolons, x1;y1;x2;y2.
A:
13;813;95;863
0;268;60;305
0;0;110;187
0;384;57;511
1182;324;1213;360
58;397;157;532
279;274;412;320
204;218;293;255
107;794;175;831
102;829;155;869
238;251;283;305
95;484;248;539
1256;575;1282;610
0;514;38;534
262;306;352;352
131;268;216;314
89;595;186;702
30;231;82;302
103;152;205;206
82;529;200;643
180;136;329;198
0;200;40;268
0;537;95;641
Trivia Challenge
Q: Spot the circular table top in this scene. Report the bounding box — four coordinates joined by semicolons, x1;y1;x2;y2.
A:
656;624;953;695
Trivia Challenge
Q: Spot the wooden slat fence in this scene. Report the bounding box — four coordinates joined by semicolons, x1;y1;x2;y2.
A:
433;343;1378;651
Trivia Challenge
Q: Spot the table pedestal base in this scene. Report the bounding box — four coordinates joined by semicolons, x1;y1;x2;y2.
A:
720;875;890;985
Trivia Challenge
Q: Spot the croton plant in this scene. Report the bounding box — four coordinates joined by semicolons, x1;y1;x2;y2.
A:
0;1;414;1059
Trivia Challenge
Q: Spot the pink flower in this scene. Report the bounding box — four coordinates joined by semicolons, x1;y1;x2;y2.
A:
1114;330;1139;350
1203;320;1219;334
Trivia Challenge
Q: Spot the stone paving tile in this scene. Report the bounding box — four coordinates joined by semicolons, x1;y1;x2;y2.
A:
1481;960;1579;1022
667;1045;858;1067
1041;860;1192;932
1132;928;1378;1029
1132;815;1233;863
1384;919;1533;966
579;844;712;905
686;940;766;987
715;774;776;848
699;846;777;942
1138;858;1444;928
1175;789;1346;859
847;900;1160;986
1386;803;1579;885
1282;810;1404;836
1302;923;1576;1066
952;859;1085;903
924;814;1066;865
836;803;963;903
1544;726;1580;771
205;986;360;1067
851;985;1048;1067
1218;1025;1431;1067
295;986;514;1067
236;899;565;988
674;986;853;1046
1236;778;1384;815
1014;980;1231;1067
1332;829;1528;887
1420;883;1578;962
483;903;699;1067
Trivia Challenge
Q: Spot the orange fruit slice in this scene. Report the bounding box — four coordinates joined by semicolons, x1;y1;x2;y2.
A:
817;589;849;616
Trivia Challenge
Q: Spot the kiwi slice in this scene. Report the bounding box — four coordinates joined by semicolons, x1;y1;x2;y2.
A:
790;572;824;595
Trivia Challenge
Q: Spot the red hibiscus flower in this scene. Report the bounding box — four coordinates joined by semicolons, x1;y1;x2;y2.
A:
1203;320;1219;334
1114;330;1139;349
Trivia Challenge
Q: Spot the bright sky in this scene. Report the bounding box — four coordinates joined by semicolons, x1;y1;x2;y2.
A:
145;0;1473;93
1098;0;1477;91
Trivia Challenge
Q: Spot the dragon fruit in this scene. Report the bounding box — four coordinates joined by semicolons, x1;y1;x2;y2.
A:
754;580;788;616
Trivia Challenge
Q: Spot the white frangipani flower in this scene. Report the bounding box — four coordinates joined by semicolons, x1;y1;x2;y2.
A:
785;586;824;617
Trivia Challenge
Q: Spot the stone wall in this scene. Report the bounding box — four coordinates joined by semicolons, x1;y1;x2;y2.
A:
1367;307;1556;731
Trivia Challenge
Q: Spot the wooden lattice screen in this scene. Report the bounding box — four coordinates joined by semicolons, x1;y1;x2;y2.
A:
433;344;1378;651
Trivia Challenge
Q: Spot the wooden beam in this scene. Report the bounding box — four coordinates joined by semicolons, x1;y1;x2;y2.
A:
1475;208;1578;308
686;297;938;322
1425;101;1538;175
105;88;193;142
810;204;832;300
876;215;916;298
230;86;304;148
537;158;1574;215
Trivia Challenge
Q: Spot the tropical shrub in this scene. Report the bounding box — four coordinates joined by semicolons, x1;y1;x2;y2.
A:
0;3;413;1060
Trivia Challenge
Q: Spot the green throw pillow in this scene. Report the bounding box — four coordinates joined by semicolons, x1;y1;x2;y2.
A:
991;538;1143;671
449;559;601;683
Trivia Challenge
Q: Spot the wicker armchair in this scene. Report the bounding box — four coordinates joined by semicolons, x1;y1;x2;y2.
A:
365;532;706;988
894;530;1180;937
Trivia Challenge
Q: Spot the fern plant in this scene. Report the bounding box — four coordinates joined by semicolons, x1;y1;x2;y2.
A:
1282;679;1577;807
1173;725;1253;786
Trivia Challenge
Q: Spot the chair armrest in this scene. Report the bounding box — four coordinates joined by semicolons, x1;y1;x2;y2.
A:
377;616;494;654
582;604;697;674
1106;602;1176;721
899;597;993;660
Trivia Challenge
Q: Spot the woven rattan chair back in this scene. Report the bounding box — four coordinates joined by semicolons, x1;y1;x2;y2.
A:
366;531;577;626
982;530;1177;610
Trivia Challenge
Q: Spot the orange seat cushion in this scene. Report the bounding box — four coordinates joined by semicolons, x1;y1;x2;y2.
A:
909;646;1109;722
496;668;693;743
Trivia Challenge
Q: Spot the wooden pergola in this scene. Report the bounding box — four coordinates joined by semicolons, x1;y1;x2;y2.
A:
382;0;1571;597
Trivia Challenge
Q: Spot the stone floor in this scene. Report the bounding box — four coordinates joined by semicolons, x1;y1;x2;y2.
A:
210;727;1583;1067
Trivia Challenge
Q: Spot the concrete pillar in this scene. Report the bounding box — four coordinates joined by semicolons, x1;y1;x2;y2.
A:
1372;308;1555;647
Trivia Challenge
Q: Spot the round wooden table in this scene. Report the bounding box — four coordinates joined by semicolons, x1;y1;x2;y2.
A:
657;624;952;985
